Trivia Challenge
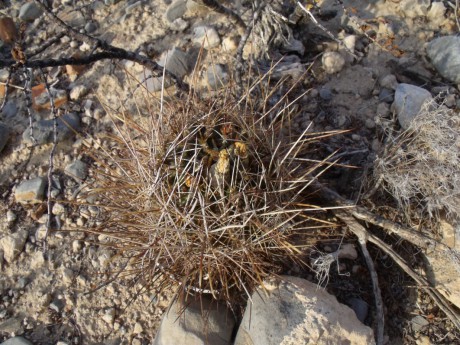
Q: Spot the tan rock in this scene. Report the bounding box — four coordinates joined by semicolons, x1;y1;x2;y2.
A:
234;276;375;345
0;229;28;263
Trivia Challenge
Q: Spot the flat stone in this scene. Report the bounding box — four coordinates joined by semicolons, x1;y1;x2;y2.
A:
234;276;375;345
410;315;429;332
15;177;47;204
22;112;81;146
393;83;433;130
65;160;88;181
165;0;187;23
157;48;193;79
0;229;28;263
18;3;42;22
0;122;10;153
154;296;235;345
0;337;32;345
192;26;220;49
426;36;460;84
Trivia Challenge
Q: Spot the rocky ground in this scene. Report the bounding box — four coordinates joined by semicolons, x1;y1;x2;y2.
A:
0;0;460;344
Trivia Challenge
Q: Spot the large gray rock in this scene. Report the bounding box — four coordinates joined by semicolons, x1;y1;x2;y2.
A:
18;3;42;22
0;229;28;263
157;48;194;79
153;296;235;345
393;83;433;130
15;177;47;204
426;36;460;84
234;276;375;345
0;337;32;345
22;112;81;146
0;122;10;153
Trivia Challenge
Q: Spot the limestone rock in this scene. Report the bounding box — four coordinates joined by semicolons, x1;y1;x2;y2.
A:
22;112;81;146
15;177;46;204
393;84;433;130
234;276;375;345
0;229;28;263
157;48;193;79
426;36;460;84
154;296;235;345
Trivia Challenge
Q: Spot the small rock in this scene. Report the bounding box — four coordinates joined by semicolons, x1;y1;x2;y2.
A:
0;336;32;345
186;0;208;16
376;102;390;117
157;48;193;78
379;88;394;103
1;101;17;119
15;177;46;204
411;315;429;332
427;2;446;22
347;297;369;323
379;74;398;90
234;276;375;345
19;3;42;22
0;122;10;153
0;229;28;263
169;18;188;32
416;335;432;345
206;64;228;90
22;112;81;146
427;36;460;84
192;26;220;49
104;0;122;4
6;211;16;223
319;88;333;101
72;240;83;253
399;0;430;18
133;322;143;334
65;160;88;181
281;38;305;55
165;0;187;23
62;268;74;286
393;83;433;130
70;85;88;100
322;52;345;74
84;21;98;33
52;203;65;215
102;308;116;325
337;243;358;260
154;296;235;345
222;36;239;52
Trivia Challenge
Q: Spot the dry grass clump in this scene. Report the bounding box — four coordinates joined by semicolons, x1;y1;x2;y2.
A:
374;101;460;222
81;73;334;304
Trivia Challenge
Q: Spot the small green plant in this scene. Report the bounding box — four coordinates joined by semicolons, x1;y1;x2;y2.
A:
79;69;335;305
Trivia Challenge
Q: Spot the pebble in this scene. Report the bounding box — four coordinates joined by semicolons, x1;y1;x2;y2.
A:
72;240;83;253
399;0;430;18
65;160;88;181
6;210;16;223
104;0;123;4
393;83;433;130
0;122;10;153
15;177;46;204
379;74;398;90
206;64;228;90
379;88;394;103
426;36;460;84
22;112;81;146
157;47;193;78
411;315;429;332
376;102;390;117
84;21;98;34
337;244;358;260
0;229;28;263
222;36;238;52
169;18;188;32
347;297;369;323
70;41;79;48
18;3;42;22
165;0;187;23
319;88;333;101
192;25;220;49
102;308;116;325
70;85;88;101
133;322;143;334
322;52;345;74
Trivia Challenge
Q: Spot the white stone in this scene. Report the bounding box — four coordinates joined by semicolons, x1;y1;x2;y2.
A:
393;83;433;130
0;230;28;263
234;276;375;345
70;85;88;101
322;52;345;74
192;26;220;49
